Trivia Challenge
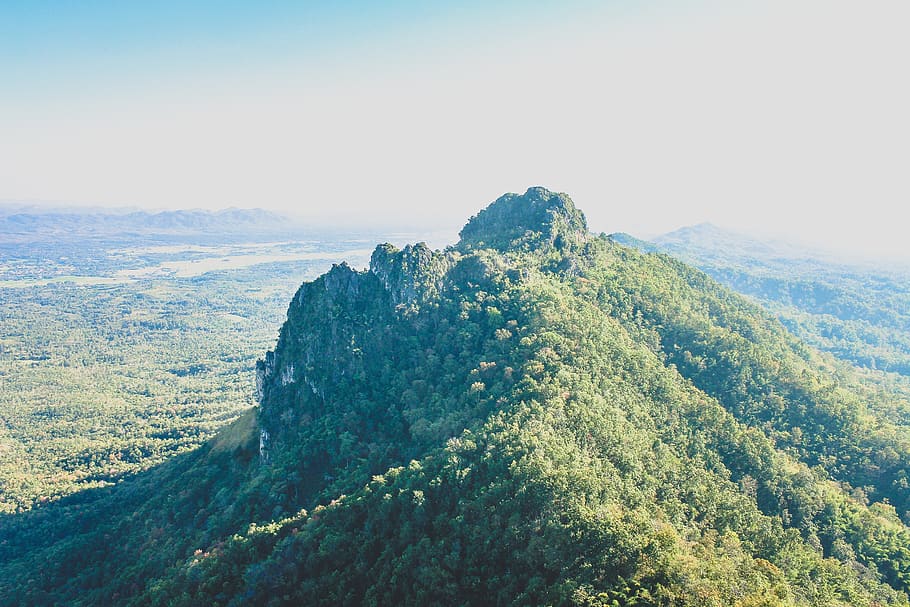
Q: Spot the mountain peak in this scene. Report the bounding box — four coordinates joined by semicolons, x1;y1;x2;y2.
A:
457;187;587;251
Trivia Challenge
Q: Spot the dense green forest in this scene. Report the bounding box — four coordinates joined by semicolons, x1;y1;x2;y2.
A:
0;269;289;512
612;224;910;377
0;225;385;512
3;189;910;605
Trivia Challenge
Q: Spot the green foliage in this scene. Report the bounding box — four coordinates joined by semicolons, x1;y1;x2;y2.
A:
3;190;910;605
0;261;319;512
458;186;587;252
617;224;910;376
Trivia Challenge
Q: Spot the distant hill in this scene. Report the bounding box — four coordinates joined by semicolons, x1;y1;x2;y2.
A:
0;206;297;243
3;188;910;605
613;223;910;376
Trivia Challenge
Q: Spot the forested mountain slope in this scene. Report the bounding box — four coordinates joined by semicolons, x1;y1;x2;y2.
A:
612;224;910;376
3;188;910;606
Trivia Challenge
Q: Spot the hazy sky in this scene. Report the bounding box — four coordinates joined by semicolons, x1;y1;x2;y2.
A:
2;1;908;259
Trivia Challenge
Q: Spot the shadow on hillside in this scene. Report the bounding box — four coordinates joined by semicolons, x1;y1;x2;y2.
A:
0;410;262;571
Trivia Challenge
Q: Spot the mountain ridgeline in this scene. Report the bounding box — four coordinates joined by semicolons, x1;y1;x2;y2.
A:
3;188;910;606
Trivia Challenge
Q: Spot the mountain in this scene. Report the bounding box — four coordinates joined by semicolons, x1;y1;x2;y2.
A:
0;207;296;244
653;223;812;264
3;188;910;606
612;223;910;376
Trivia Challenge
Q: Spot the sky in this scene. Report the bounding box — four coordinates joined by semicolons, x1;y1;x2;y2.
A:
2;0;909;260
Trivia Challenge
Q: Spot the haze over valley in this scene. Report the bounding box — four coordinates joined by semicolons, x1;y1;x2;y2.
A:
3;0;909;605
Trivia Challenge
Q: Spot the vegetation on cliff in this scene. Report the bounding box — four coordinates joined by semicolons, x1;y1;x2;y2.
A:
3;188;910;606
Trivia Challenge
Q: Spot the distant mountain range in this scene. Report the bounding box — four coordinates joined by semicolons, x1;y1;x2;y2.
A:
0;206;296;242
622;222;908;271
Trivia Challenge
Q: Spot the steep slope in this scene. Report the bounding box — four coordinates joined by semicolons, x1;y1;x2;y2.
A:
3;188;910;606
612;224;910;375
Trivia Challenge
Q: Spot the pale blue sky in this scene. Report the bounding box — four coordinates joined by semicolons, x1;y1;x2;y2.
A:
2;1;909;260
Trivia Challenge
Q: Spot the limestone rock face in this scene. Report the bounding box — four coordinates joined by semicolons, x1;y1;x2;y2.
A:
369;242;453;308
256;262;394;416
256;188;590;435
